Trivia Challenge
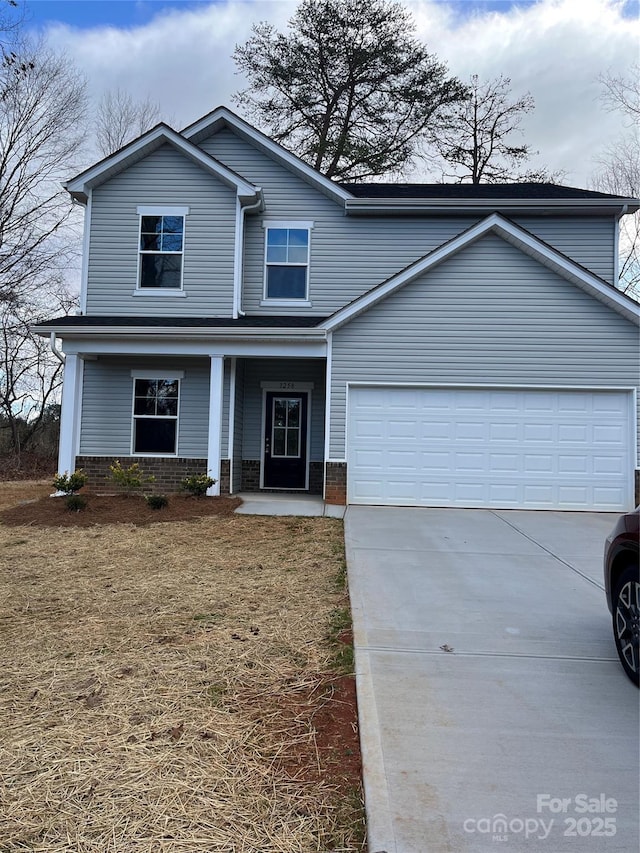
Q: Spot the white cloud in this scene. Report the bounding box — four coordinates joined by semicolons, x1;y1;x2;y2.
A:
411;0;638;184
37;0;639;187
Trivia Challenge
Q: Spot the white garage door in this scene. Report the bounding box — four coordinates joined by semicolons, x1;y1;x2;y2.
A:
347;387;634;510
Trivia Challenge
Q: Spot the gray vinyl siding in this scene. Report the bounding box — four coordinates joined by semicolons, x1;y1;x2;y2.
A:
329;232;639;459
240;359;326;460
200;128;616;317
516;216;614;283
86;144;237;317
80;357;213;458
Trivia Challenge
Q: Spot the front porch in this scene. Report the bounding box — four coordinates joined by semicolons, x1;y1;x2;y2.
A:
60;352;346;500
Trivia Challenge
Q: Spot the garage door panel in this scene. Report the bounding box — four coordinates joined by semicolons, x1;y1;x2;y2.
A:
347;387;633;510
593;424;624;443
593;455;624;474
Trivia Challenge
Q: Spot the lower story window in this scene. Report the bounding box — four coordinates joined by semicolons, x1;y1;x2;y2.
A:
133;378;179;454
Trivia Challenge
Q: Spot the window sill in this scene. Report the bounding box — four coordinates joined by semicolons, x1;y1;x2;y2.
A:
260;299;312;308
131;452;178;458
132;289;187;297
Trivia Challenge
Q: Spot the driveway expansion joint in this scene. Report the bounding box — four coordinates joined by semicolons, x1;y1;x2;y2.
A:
359;644;618;662
490;510;606;591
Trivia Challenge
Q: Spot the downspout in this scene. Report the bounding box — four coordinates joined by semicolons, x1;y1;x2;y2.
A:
234;192;263;318
50;332;65;364
614;204;628;286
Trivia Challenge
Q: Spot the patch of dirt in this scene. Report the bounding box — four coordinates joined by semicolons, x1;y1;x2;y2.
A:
278;673;362;785
0;491;242;527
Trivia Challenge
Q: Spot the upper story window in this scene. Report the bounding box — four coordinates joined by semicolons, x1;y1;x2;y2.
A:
263;220;313;302
137;206;189;291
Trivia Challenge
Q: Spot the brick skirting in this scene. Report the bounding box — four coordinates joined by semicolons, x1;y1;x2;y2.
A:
241;460;261;492
76;456;217;494
219;459;230;495
325;462;347;505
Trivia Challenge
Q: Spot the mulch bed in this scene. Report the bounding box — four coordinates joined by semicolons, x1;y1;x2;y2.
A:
0;492;242;527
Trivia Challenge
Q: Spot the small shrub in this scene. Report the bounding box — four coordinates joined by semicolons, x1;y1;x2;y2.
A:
145;493;168;510
66;494;87;512
108;460;155;494
180;473;216;497
53;469;88;495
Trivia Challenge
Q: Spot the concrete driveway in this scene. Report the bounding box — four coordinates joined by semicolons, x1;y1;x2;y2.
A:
345;507;639;853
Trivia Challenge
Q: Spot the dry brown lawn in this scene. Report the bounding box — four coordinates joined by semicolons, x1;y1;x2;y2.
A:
0;482;365;852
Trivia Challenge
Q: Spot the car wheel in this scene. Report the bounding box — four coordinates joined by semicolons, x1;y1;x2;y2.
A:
612;563;640;686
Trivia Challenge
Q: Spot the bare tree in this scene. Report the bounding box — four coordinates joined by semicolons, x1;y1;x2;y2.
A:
598;64;640;122
234;0;467;180
0;288;72;457
431;74;555;184
0;36;86;460
95;88;162;156
592;66;640;297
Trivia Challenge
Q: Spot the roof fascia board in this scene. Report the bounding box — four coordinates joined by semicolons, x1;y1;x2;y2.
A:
37;334;327;360
33;323;327;341
65;124;259;203
182;107;352;206
344;197;640;215
324;213;640;330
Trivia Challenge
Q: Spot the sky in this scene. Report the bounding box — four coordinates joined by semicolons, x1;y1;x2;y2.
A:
19;0;640;187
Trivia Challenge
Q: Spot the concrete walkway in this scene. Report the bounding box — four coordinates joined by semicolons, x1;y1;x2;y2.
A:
345;507;639;853
234;491;345;518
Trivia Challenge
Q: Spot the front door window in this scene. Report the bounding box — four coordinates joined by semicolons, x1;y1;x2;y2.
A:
272;397;301;457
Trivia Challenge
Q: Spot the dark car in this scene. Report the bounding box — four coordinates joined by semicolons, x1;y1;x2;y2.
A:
604;508;640;685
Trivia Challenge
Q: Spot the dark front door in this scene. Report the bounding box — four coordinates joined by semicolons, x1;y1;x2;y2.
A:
263;392;308;489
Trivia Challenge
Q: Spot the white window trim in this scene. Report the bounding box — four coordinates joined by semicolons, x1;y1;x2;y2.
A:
132;289;187;298
260;298;312;308
131;370;185;380
262;219;314;303
136;206;190;293
130;375;181;457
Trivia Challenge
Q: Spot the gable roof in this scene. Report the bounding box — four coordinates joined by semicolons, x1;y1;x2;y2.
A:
181;106;353;206
323;213;640;330
65;123;261;206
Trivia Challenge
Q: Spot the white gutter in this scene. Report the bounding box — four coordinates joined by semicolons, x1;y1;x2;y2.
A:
50;332;65;363
38;325;327;341
233;191;263;318
344;198;640;215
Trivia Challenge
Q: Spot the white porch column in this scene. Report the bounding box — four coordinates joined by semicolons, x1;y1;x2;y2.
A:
57;354;82;475
207;355;224;496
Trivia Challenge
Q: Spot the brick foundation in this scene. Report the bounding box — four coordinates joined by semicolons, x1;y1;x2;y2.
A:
325;461;347;505
241;460;261;492
76;456;216;495
219;459;230;495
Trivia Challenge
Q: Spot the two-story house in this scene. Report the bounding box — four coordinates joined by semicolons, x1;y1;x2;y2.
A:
36;107;640;511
